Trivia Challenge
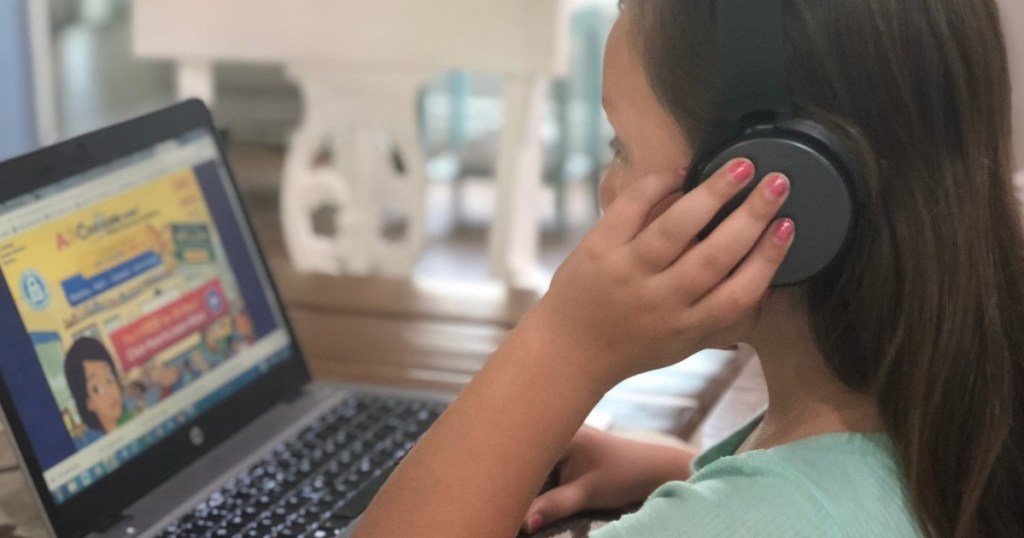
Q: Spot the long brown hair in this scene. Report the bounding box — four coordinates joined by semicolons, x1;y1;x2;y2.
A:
626;0;1024;536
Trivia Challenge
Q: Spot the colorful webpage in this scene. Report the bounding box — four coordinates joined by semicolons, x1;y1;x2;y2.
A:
0;132;290;504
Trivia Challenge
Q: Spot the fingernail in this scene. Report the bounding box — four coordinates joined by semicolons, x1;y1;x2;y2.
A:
528;514;543;533
765;174;790;199
773;219;795;244
728;160;755;184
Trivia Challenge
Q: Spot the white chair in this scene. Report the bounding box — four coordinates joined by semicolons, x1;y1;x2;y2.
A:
134;0;579;285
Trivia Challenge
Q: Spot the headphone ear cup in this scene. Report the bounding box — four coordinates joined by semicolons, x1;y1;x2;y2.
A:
687;131;857;286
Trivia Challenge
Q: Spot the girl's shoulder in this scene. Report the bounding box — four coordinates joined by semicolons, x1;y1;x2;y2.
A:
592;426;922;538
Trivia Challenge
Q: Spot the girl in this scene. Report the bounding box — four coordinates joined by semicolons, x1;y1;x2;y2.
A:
357;0;1024;536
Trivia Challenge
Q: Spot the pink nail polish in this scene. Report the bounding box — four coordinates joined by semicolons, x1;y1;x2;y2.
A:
528;514;543;533
773;219;795;244
728;160;755;183
766;174;789;199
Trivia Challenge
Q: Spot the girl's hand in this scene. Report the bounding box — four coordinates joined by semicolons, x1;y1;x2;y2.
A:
354;160;790;538
524;159;793;389
521;426;697;534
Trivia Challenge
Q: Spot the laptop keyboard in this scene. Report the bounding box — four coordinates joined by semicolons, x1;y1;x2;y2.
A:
157;394;445;538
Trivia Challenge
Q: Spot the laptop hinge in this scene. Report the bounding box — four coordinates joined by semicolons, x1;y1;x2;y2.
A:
93;512;130;533
282;385;306;403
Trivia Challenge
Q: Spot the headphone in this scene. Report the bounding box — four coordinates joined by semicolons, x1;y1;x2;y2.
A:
681;0;864;286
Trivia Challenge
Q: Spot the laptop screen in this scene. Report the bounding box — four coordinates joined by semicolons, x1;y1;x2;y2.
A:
0;129;291;506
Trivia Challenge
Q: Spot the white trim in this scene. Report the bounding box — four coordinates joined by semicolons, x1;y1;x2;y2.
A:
27;0;59;146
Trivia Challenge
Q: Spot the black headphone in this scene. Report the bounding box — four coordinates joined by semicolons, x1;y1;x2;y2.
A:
681;0;864;286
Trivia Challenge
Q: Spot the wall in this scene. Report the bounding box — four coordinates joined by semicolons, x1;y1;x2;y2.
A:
0;0;37;161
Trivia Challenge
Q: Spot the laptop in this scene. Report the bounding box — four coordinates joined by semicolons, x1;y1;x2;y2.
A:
0;100;452;537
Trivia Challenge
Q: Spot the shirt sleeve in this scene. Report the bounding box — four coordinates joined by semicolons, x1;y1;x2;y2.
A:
590;456;840;538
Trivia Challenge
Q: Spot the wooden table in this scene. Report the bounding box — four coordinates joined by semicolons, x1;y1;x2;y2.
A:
269;259;537;394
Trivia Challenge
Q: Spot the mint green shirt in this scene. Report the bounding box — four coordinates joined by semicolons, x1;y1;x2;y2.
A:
591;416;922;537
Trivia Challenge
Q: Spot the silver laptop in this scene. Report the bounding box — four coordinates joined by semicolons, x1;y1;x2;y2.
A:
0;100;450;537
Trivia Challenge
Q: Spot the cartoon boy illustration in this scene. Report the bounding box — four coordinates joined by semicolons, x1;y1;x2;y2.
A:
64;337;133;445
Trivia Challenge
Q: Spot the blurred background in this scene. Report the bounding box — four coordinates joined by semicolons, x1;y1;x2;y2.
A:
2;0;625;289
2;0;1022;290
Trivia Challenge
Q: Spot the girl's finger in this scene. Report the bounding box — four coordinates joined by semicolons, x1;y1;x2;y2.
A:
664;173;790;296
629;159;756;272
694;218;795;328
522;482;589;534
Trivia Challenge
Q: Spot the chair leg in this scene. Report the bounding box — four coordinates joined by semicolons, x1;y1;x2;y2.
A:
453;173;466;227
450;71;471;226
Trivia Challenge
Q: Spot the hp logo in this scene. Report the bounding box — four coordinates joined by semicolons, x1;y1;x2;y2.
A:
189;426;205;447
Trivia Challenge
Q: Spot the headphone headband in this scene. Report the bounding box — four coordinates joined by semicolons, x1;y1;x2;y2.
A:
717;0;789;118
682;0;862;286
